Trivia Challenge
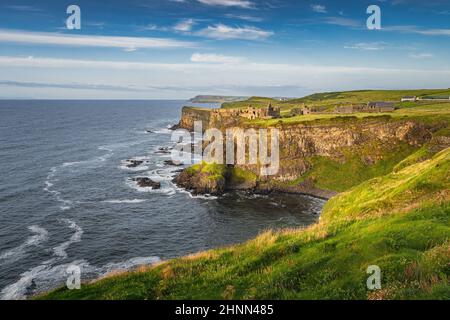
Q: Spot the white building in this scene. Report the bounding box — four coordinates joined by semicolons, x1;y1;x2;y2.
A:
401;96;417;102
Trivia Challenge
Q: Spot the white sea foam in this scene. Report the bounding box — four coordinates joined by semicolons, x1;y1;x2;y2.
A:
52;219;83;259
177;187;218;200
119;158;150;172
126;179;176;196
99;256;161;274
43;166;74;210
153;128;172;134
0;255;161;300
119;164;150;172
0;226;48;265
0;219;87;300
102;199;147;204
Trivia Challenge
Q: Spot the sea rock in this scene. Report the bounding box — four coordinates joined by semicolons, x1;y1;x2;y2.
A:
155;147;172;154
164;160;182;166
174;170;225;196
132;177;161;189
124;159;144;168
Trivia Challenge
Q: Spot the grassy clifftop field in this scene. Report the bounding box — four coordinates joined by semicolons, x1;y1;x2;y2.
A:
39;147;449;300
222;89;450;115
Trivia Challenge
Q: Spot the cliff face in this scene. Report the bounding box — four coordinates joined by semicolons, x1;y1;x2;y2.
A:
174;108;435;198
177;107;211;131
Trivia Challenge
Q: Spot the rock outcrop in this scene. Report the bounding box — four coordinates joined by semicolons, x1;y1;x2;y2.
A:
132;177;161;189
173;107;435;198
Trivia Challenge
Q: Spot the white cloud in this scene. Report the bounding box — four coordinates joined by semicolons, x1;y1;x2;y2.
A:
225;14;263;22
2;55;450;99
0;29;195;51
324;17;361;27
190;53;245;63
196;24;273;40
1;55;448;75
311;4;327;14
197;0;254;8
6;5;43;12
344;42;385;51
409;53;434;59
173;19;196;32
384;25;450;37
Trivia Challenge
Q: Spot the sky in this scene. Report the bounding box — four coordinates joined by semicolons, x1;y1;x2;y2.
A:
0;0;449;99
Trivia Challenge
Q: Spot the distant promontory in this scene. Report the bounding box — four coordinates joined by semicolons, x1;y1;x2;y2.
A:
189;95;249;103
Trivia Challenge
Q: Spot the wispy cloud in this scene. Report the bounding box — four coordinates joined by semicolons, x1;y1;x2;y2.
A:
0;80;145;92
190;53;245;63
2;55;448;75
197;0;254;8
384;25;450;36
311;4;327;14
2;55;450;99
409;52;434;59
324;17;361;28
173;19;196;32
5;5;43;12
344;42;386;51
196;24;273;40
0;29;195;51
225;14;263;22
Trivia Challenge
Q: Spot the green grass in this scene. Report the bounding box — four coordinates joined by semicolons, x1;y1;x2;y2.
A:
247;102;450;127
186;161;226;176
221;89;450;115
228;167;257;185
38;148;450;300
300;143;418;192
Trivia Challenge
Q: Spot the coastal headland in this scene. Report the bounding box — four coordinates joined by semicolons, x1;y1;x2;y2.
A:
39;89;450;300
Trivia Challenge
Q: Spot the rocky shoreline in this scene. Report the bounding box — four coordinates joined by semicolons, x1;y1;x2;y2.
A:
173;167;337;200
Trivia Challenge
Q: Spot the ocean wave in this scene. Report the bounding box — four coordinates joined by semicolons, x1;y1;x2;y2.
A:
0;255;160;300
153;128;172;134
119;164;150;172
0;219;87;300
43;166;74;210
52;219;83;259
0;226;48;265
174;184;218;200
119;158;151;172
102;199;147;204
99;256;161;275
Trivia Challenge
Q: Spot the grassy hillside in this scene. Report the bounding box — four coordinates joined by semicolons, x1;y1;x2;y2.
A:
39;148;450;300
250;102;450;126
221;89;450;115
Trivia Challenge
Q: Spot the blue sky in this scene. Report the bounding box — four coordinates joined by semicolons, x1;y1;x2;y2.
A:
0;0;449;99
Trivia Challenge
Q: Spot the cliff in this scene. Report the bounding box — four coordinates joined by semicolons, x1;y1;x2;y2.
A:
174;108;439;198
175;106;212;131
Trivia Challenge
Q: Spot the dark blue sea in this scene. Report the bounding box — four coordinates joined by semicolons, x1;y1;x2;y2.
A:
0;100;324;299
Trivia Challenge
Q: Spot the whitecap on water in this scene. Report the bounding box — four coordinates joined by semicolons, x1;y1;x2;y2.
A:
0;219;85;300
0;226;49;265
102;199;147;204
0;255;161;300
52;219;83;259
125;178;176;196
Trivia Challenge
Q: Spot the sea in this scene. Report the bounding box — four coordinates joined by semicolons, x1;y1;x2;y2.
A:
0;100;324;299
